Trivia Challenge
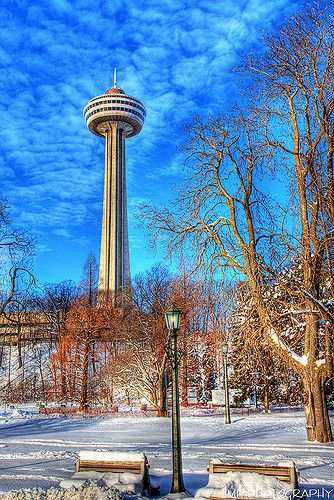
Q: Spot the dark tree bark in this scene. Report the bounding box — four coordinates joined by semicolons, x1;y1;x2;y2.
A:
79;338;90;412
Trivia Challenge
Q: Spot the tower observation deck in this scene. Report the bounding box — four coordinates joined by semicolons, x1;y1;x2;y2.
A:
83;73;146;295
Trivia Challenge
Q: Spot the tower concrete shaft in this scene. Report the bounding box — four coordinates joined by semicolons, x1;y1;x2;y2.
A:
99;122;130;293
84;83;145;296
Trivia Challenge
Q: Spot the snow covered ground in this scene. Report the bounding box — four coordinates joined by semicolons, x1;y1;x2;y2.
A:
0;407;333;498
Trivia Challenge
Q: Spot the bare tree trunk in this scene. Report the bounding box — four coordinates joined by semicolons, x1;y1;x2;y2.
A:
79;339;90;411
262;385;269;413
109;378;113;405
125;389;131;405
303;371;332;442
17;324;23;369
7;342;12;393
254;387;258;409
91;341;97;375
39;349;46;399
157;372;168;417
60;372;67;401
181;335;188;406
72;338;80;398
56;314;66;401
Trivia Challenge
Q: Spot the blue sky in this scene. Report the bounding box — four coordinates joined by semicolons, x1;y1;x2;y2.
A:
0;0;306;286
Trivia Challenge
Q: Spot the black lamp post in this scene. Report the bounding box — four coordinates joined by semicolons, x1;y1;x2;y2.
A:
222;340;231;424
165;304;185;493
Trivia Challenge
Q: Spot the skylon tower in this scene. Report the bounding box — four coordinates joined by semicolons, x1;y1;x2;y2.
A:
83;71;146;294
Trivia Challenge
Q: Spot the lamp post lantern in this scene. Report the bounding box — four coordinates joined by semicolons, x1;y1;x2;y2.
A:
222;340;231;424
165;304;185;493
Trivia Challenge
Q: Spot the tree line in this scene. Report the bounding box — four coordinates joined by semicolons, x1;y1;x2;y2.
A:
0;239;309;418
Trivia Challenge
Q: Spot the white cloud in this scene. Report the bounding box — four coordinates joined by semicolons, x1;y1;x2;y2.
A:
52;228;71;238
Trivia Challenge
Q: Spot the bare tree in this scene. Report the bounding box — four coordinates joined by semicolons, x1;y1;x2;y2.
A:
117;265;171;416
0;196;34;316
143;6;334;442
34;280;77;400
229;283;303;411
243;4;334;441
0;196;35;400
171;275;225;404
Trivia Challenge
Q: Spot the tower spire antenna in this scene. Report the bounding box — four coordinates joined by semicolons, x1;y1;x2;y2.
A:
113;67;117;89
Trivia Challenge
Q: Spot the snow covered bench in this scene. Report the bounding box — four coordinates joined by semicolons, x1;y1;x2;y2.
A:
75;451;147;475
208;461;299;489
195;459;298;499
60;451;160;495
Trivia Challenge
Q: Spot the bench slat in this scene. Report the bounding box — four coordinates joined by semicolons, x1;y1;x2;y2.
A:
76;458;145;474
208;461;298;489
78;461;142;467
212;466;289;478
78;467;141;473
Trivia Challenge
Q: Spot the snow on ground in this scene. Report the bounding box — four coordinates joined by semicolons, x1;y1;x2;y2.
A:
195;470;291;498
0;407;333;498
0;483;122;499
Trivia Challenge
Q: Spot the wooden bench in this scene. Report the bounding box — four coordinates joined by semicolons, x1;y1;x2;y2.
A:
208;462;299;489
75;455;147;475
195;459;299;499
61;451;160;495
